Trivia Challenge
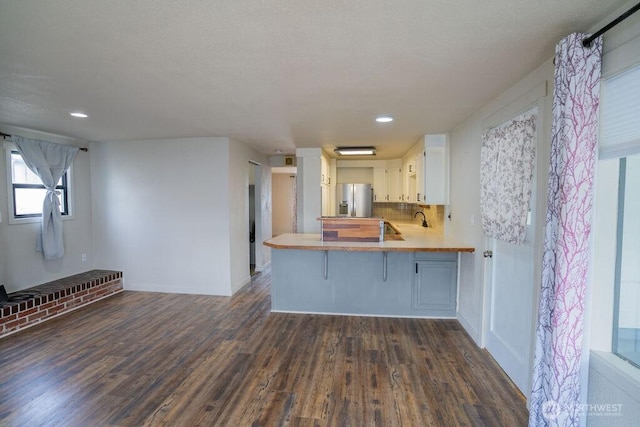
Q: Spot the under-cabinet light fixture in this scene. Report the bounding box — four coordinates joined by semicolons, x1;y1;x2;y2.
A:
375;115;393;123
334;146;376;156
69;112;88;118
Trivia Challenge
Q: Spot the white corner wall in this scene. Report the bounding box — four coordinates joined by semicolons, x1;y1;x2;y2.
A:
227;139;270;294
0;125;93;291
296;148;322;233
90;137;233;295
90;136;270;296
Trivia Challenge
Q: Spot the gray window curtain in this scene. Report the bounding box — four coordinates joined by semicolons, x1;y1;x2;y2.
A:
480;112;537;245
13;136;79;260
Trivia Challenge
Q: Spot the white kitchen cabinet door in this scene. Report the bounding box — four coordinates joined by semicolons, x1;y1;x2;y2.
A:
372;168;388;202
401;157;410;202
388;167;403;202
424;134;450;205
416;150;425;203
386;159;403;202
404;153;417;203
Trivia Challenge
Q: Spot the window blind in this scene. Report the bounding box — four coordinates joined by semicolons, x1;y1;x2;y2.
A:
599;63;640;159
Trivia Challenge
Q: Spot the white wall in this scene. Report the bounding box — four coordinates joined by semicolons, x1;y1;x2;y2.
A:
296;148;322;233
257;162;273;272
0;125;93;291
91;137;232;295
90;137;270;296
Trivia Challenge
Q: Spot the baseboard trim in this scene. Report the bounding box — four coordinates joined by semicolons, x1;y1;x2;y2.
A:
271;309;456;320
457;312;482;346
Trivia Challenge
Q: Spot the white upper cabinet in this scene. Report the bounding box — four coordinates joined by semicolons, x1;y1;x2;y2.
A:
372;160;402;203
402;134;449;205
334;142;449;206
423;134;450;205
402;148;420;203
387;159;403;202
372;167;388;202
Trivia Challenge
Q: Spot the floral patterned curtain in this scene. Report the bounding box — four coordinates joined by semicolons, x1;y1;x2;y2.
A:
529;33;602;426
480;112;537;245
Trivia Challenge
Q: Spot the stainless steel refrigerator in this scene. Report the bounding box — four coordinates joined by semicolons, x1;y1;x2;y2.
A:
336;183;373;217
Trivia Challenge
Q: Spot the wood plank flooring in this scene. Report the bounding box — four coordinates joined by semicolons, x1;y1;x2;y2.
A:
0;268;528;426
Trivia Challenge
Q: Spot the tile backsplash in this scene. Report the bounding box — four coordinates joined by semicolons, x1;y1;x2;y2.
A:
372;203;445;233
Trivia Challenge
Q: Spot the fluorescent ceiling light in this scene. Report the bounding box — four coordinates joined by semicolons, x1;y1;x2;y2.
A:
69;112;88;118
334;146;376;156
376;115;393;123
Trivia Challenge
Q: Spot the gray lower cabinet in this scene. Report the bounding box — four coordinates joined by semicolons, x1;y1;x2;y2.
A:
270;249;458;318
412;252;457;317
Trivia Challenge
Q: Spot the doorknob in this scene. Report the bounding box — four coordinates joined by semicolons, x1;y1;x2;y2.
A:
483;250;493;258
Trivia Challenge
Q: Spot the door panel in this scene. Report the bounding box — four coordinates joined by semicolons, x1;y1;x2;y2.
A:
485;237;534;393
484;108;538;395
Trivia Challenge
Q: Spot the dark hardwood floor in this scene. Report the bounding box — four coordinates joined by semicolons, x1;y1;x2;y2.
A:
0;268;528;426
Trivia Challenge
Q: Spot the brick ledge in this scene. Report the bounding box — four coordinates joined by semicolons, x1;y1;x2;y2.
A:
1;269;123;338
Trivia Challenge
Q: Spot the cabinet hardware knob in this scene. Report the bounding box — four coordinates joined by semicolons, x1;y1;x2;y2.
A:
483;250;493;258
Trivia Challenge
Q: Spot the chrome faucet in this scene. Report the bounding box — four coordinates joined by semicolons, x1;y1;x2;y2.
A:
414;211;428;227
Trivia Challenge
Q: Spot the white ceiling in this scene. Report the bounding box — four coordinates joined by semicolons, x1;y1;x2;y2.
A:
0;0;630;159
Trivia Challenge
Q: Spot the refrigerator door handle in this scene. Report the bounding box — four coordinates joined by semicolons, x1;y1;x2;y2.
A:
351;185;356;216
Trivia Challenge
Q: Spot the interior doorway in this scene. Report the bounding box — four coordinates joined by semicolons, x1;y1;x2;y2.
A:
248;162;261;276
272;167;297;236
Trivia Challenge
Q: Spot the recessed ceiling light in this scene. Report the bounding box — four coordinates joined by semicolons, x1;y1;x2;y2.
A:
376;115;393;123
69;112;88;118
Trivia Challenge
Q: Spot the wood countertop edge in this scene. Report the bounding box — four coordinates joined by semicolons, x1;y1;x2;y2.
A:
316;216;384;221
263;241;474;253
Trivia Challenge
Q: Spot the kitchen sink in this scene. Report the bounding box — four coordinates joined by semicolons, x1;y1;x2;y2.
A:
383;221;404;241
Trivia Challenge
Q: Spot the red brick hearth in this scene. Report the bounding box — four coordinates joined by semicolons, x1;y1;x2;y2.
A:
0;270;123;338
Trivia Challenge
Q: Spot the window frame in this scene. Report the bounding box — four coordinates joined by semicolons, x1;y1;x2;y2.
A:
612;156;640;369
5;148;74;224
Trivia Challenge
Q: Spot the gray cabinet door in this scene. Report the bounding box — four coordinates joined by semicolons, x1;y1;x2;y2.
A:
413;259;457;316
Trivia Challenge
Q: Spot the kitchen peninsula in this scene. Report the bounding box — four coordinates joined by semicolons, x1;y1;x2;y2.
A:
264;221;474;318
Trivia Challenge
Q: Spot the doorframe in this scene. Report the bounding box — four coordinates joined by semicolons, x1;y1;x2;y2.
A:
479;81;550;404
248;161;264;273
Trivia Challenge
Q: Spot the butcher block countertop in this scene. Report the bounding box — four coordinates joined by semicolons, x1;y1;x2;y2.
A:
264;221;475;253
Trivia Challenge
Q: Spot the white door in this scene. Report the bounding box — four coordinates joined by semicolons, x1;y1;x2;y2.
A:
484;229;535;394
483;114;539;396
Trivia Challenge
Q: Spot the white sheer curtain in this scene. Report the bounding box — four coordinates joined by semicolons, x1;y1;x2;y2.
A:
13;136;79;260
480;111;537;245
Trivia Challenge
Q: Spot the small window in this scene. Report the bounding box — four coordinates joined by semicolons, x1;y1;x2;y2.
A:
9;150;70;218
613;153;640;368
